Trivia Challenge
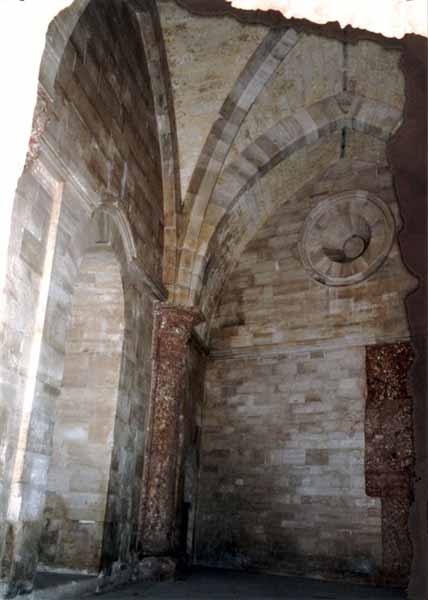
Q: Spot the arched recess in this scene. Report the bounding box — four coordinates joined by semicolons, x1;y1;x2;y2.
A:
196;169;415;583
38;205;144;573
38;0;180;294
40;246;125;573
1;1;170;592
198;126;412;334
175;93;402;309
199;156;343;329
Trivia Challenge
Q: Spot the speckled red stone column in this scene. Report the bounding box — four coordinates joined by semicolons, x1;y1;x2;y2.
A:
365;342;414;587
138;303;202;557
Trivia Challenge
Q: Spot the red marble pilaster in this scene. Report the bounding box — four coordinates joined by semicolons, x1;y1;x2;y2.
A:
138;303;202;557
365;342;414;586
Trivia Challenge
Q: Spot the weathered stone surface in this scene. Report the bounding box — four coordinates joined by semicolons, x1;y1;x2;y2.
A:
0;1;165;594
173;20;406;310
0;1;425;597
196;151;412;582
197;348;383;582
38;249;124;573
137;556;177;581
25;85;52;172
158;0;267;198
227;36;404;163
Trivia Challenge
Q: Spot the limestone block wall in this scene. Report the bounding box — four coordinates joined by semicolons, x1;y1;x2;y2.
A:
196;159;413;581
39;249;124;572
0;0;164;586
0;163;67;591
50;0;164;283
199;348;382;579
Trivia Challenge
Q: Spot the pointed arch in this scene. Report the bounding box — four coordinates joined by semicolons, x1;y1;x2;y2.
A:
39;0;179;294
77;204;138;272
134;1;181;292
175;93;402;307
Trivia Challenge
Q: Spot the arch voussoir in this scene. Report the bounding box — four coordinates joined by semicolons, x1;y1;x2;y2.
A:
177;93;402;309
173;27;301;306
353;97;402;139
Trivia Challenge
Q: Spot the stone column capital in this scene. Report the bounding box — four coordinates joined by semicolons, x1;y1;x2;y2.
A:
154;302;204;333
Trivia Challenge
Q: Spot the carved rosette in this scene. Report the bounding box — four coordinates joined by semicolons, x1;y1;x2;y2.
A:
299;190;396;287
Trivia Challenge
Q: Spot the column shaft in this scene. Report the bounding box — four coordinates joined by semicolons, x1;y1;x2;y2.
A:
138;303;202;556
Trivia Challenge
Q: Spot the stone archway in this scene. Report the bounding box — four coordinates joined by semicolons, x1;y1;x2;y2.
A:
175;93;402;307
36;0;180;295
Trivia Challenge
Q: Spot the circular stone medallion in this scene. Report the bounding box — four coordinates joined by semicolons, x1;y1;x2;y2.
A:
299;190;396;287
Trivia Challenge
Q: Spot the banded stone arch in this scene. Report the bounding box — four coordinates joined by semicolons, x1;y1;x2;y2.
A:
176;93;402;307
70;203;166;300
40;201;164;572
182;27;300;215
171;26;300;304
197;155;344;331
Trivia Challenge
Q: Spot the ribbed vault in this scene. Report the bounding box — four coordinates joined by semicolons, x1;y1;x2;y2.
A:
174;94;401;318
161;10;405;317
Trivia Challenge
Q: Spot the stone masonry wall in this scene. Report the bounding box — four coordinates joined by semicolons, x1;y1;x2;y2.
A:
39;249;124;572
52;0;164;283
0;0;164;588
199;348;382;580
196;155;414;582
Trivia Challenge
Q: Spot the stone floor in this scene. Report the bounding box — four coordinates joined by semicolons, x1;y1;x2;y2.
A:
33;571;96;590
31;570;98;599
92;567;406;599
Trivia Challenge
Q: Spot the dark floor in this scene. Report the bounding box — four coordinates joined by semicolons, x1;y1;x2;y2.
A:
33;570;96;590
93;567;406;599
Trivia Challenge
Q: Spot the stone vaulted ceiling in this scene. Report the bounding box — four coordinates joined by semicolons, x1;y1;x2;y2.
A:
157;1;406;334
